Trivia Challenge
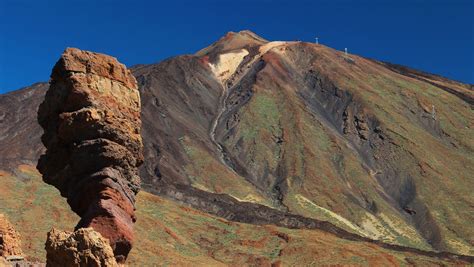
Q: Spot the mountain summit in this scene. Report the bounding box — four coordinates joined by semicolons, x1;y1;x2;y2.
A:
196;30;268;57
0;31;473;264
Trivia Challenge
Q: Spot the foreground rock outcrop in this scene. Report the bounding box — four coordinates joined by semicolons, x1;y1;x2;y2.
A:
45;228;117;267
0;214;23;258
37;48;143;263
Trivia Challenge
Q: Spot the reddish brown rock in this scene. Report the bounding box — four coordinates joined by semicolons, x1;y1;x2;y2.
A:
37;48;143;263
0;214;23;258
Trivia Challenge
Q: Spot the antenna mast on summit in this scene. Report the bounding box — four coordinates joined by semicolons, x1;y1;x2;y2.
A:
315;37;319;44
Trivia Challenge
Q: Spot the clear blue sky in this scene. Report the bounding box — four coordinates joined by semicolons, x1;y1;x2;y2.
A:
1;0;473;93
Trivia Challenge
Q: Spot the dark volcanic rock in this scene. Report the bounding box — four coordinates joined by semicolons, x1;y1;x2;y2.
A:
0;83;47;170
37;48;143;263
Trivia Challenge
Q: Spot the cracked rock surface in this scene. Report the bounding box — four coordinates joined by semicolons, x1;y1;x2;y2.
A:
0;213;23;258
45;228;118;267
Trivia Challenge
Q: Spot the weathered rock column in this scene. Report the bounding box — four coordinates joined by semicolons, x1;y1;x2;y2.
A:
37;48;143;263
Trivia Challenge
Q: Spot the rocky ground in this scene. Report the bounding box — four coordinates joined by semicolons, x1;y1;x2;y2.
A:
0;30;472;265
0;167;472;265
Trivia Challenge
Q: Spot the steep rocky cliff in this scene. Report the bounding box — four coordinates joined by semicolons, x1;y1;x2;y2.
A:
37;48;143;263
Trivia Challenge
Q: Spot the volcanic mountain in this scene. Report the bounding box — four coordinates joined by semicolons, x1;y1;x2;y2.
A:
0;30;473;265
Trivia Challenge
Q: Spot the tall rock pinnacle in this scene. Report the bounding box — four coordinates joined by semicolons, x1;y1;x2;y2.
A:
37;48;143;263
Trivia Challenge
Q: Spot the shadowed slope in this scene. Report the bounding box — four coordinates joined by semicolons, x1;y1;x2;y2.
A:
0;83;47;170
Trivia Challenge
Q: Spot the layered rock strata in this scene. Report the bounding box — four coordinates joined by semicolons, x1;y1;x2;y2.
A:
37;48;143;263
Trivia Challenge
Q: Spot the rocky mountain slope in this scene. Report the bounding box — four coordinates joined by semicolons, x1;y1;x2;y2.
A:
0;166;471;265
0;30;473;264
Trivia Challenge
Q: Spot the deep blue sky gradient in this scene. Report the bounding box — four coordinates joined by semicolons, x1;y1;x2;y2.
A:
1;0;473;93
